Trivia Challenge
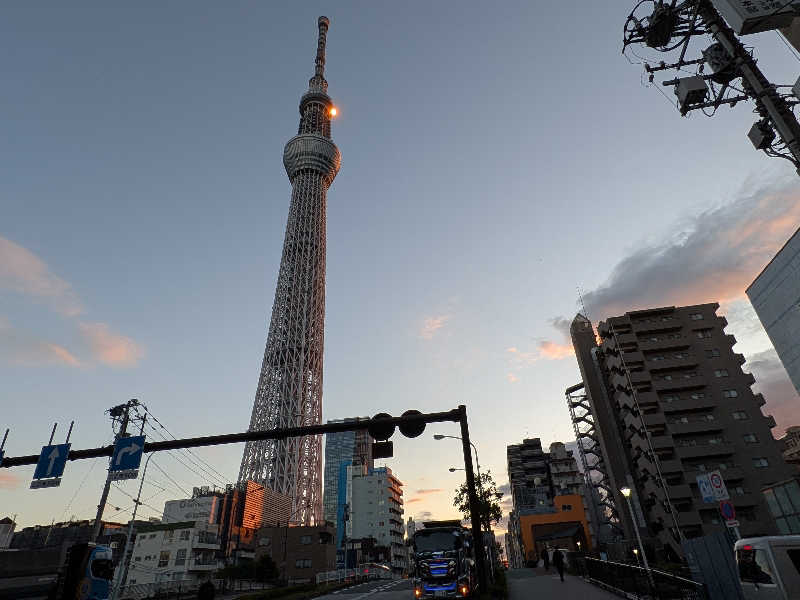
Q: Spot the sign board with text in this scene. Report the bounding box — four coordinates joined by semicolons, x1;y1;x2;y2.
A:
31;443;71;489
712;0;800;34
696;473;715;503
109;435;145;481
709;470;730;501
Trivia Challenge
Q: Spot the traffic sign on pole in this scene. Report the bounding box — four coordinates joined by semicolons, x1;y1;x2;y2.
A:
709;470;729;501
725;520;740;528
720;499;736;522
109;435;145;481
696;473;714;503
31;443;70;489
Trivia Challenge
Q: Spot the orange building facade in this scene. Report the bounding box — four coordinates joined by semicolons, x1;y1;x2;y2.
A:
517;493;593;563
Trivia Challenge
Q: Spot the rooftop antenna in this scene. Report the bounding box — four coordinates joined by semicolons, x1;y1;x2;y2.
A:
577;285;590;321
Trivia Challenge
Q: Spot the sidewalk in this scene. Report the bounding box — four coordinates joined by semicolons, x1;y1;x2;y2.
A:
507;568;620;599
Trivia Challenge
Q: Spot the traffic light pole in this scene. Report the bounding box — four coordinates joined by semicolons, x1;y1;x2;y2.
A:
458;406;489;594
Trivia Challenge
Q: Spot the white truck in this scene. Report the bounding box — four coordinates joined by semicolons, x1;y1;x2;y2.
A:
735;536;800;599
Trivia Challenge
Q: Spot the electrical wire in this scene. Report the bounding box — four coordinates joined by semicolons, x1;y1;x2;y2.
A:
776;30;800;64
150;459;192;497
112;483;165;515
143;421;228;488
57;457;100;524
139;405;230;486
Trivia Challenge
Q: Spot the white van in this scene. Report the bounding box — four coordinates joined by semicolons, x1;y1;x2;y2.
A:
735;536;800;599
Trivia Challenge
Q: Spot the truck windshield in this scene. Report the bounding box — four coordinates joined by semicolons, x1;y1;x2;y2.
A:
91;559;115;580
415;531;459;553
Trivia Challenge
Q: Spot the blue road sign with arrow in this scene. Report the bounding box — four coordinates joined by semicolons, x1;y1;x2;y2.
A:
110;435;144;481
31;443;70;488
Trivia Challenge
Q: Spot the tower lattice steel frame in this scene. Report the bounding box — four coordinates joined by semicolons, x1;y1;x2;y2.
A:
239;16;341;525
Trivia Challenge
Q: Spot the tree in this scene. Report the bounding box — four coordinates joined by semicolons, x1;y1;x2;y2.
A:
453;470;504;530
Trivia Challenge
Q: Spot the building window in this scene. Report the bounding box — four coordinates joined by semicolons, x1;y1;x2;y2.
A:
705;348;720;358
300;535;312;545
714;369;729;378
732;411;748;420
158;551;170;568
175;549;186;566
561;504;572;511
164;530;173;542
696;464;707;472
180;530;190;541
662;395;678;403
674;352;689;359
663;374;673;381
734;486;746;495
744;433;759;444
683;372;696;379
709;437;723;445
753;458;770;468
149;534;156;539
690;392;705;400
690;313;704;320
295;559;312;568
723;390;738;398
696;330;712;339
134;557;141;562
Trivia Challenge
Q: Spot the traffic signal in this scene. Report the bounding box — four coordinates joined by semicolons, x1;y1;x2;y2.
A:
367;410;428;459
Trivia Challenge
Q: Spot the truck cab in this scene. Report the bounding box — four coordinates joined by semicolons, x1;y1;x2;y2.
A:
412;522;475;599
735;536;800;599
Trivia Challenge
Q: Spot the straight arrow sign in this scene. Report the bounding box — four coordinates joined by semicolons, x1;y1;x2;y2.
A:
32;443;70;482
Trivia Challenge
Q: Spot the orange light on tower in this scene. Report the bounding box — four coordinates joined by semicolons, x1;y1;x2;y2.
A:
330;107;338;117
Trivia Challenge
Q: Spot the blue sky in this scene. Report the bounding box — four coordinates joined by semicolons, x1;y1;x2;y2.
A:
2;2;799;532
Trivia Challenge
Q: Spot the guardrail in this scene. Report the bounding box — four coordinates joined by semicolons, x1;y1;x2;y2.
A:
576;557;707;600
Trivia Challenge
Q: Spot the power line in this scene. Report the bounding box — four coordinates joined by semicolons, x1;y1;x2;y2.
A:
150;459;191;497
144;421;227;488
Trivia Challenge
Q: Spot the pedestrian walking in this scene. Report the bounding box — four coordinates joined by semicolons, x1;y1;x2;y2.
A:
542;547;550;571
553;549;565;582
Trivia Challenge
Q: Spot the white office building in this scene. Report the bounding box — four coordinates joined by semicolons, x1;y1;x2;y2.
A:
124;521;220;590
350;467;406;572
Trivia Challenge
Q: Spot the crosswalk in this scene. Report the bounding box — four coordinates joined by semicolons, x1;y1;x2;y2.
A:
329;579;404;599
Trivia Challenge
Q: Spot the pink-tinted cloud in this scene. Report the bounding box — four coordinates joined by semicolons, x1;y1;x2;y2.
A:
0;470;20;490
406;498;422;504
538;340;574;360
415;488;443;495
580;180;800;320
79;322;144;367
506;372;518;383
420;315;451;340
0;318;81;367
0;236;83;316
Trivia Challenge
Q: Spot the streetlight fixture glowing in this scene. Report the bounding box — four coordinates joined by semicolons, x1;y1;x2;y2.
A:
620;486;632;498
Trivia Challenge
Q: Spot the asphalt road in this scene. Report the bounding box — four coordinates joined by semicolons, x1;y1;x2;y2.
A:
315;579;410;600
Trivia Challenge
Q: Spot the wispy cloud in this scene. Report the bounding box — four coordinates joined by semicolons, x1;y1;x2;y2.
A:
0;318;81;367
0;470;20;490
579;179;800;320
0;236;83;316
406;498;422;504
415;488;443;495
79;322;144;367
506;372;518;383
420;315;451;340
415;511;434;520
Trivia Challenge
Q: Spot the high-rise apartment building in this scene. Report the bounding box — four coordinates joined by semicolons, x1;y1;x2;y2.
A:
322;419;374;528
571;303;794;559
506;439;594;563
746;226;800;395
350;467;406;572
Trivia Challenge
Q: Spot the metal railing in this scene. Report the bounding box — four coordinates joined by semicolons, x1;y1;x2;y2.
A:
577;558;707;600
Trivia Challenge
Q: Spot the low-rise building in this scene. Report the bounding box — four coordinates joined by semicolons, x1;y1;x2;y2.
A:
255;524;335;585
124;521;219;588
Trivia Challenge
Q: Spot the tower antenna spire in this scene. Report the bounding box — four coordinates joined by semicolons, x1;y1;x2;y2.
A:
315;16;329;79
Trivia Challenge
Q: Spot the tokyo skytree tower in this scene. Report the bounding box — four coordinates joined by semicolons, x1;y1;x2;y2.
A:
239;16;340;525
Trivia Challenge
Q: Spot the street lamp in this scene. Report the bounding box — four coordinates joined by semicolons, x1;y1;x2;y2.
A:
620;487;654;588
633;548;641;567
449;467;464;473
433;435;482;480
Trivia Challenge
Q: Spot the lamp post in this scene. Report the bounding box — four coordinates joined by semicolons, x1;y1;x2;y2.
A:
633;548;641;567
449;467;464;472
620;487;654;589
434;435;482;481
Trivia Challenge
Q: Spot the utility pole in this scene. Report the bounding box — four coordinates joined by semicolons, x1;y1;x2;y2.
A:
458;406;488;594
623;0;800;172
92;399;139;542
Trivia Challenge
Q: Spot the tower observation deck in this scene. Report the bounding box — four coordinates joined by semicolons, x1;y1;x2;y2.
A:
238;16;341;525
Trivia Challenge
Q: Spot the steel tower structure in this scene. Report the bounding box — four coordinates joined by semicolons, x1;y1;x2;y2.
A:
238;16;341;525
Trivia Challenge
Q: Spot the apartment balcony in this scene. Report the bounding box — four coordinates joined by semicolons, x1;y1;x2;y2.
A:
676;443;735;459
725;334;736;346
614;332;637;346
657;459;683;474
676;512;703;527
717;466;745;481
765;415;777;429
754;393;766;407
650;357;700;372
649;434;675;451
668;420;724;436
644;412;667;428
743;373;756;386
662;397;716;413
188;559;219;572
635;391;660;407
733;353;746;366
634;320;682;333
654;376;706;392
666;483;693;500
732;493;760;507
622;350;644;363
638;337;689;352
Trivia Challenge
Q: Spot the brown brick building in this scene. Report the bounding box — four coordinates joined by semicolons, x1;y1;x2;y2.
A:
572;303;795;559
255;524;335;584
